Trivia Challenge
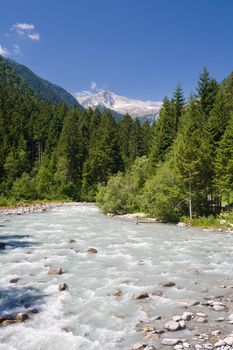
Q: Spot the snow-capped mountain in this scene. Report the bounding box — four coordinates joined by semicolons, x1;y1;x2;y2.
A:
75;90;162;123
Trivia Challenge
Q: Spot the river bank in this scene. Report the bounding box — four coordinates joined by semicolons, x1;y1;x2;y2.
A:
107;212;233;233
0;201;85;216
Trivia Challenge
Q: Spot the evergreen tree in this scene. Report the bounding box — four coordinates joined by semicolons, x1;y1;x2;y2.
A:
54;108;81;198
197;67;218;116
82;111;122;199
172;84;185;132
215;114;233;204
149;97;177;171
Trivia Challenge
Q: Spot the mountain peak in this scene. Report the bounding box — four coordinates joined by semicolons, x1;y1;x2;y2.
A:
75;89;162;123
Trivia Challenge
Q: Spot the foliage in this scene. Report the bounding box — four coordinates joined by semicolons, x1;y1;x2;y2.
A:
96;156;149;214
0;57;151;202
97;67;233;222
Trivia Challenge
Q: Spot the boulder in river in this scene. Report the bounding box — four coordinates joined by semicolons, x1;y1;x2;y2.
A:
182;312;193;321
67;239;76;243
164;320;181;331
87;248;98;254
224;337;233;346
59;283;68;292
213;304;225;311
9;277;20;283
159;281;176;287
113;289;122;297
48;267;63;275
132;292;149;300
161;338;181;346
16;313;29;322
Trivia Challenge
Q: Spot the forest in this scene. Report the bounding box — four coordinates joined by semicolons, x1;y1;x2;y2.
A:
0;56;150;203
97;68;233;223
0;55;233;223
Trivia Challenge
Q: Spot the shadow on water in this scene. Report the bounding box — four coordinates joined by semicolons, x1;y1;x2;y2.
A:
0;235;40;249
0;286;47;315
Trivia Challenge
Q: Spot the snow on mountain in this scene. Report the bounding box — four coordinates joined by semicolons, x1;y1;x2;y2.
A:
74;90;162;123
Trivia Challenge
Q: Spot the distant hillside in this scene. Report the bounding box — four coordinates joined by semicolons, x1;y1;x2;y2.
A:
7;58;81;107
0;55;34;96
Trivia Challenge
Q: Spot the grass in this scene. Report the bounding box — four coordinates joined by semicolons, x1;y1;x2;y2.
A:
181;211;233;230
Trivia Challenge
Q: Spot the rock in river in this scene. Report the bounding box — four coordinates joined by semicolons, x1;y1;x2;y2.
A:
87;248;98;254
16;313;29;322
159;281;176;287
162;339;181;346
164;320;181;331
9;277;20;283
59;283;68;292
132;292;149;300
48;267;63;275
113;289;122;297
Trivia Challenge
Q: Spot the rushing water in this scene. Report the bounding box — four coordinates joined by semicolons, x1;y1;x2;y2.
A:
0;204;233;350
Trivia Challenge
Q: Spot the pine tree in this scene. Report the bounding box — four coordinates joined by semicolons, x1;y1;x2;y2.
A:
54;108;81;198
149;97;177;171
82;111;122;199
197;67;218;116
172;100;213;218
215;114;233;204
172;84;185;132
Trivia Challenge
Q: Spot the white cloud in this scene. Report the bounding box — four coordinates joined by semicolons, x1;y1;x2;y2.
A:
10;22;40;41
90;81;97;90
11;22;35;31
0;44;9;57
27;33;40;41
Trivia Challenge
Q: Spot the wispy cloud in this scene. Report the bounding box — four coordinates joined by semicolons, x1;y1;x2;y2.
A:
90;81;97;90
11;22;35;31
10;22;40;41
0;44;9;57
27;33;40;41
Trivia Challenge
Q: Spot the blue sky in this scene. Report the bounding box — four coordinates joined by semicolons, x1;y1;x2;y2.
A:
0;0;233;100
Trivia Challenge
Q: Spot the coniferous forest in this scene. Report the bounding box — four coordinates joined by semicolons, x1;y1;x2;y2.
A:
97;68;233;222
1;55;233;223
0;56;150;203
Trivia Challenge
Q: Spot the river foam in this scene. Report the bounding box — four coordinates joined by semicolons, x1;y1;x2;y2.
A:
0;204;233;349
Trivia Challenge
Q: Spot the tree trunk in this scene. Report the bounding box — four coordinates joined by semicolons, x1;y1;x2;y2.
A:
189;176;192;220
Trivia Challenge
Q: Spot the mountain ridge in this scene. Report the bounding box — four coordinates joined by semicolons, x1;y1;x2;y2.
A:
75;89;162;123
5;57;81;108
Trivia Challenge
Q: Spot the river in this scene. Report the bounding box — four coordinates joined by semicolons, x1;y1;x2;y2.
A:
0;204;232;350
